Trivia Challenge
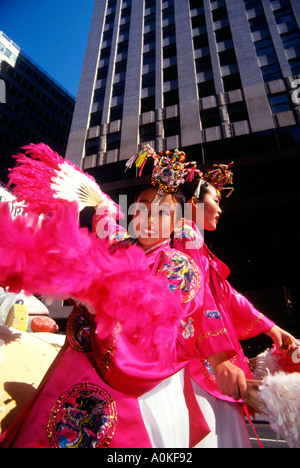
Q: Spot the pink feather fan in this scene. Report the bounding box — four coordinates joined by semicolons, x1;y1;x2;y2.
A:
0;201;183;357
8;143;121;218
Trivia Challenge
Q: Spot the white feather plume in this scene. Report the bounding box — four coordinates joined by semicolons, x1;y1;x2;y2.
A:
8;143;122;218
249;342;300;380
51;161;119;216
250;348;282;380
258;371;300;448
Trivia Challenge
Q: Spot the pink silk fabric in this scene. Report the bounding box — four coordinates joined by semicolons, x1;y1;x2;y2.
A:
173;222;275;402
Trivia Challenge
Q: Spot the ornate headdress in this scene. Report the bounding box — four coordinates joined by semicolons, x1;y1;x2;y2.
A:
194;162;234;200
126;145;202;194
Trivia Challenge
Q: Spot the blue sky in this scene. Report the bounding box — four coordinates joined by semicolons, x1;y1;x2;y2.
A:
0;0;95;97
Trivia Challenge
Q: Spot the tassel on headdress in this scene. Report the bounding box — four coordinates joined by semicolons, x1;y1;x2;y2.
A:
8;143;122;219
204;162;234;198
126;145;202;193
125;144;156;176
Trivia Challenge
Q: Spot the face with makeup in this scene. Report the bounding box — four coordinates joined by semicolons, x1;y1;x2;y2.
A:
189;183;222;231
132;187;178;251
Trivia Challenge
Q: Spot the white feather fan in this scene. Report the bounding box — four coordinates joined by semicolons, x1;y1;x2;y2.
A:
247;372;300;448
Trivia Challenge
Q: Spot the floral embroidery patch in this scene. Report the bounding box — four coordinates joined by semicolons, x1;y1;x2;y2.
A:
204;310;222;319
205;360;215;378
181;318;195;339
66;304;92;353
47;383;117;448
109;231;136;252
175;225;203;248
156;251;201;302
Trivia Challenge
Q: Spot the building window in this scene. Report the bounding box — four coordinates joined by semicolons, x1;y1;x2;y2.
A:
90;111;103;127
140;123;156;143
289;57;300;75
164;117;180;137
100;47;111;60
144;31;156;46
141;96;155;113
85;138;99;157
260;63;283;82
274;7;297;27
110;105;123;121
163;24;176;41
163;65;178;82
93;88;105;105
163;44;177;59
117;40;129;54
143;50;155;65
189;0;203;9
223;73;242;92
215;26;232;43
198;80;216;98
115;59;127;74
227;101;249;123
193;34;209;50
268;93;291;113
256;44;277;57
212;6;228;22
142;72;155;88
219;49;237;66
195;56;213;72
112;81;125;97
191;13;206;29
97;66;109;80
200;107;221;128
107;131;121;151
281;31;300;50
164;89;179;107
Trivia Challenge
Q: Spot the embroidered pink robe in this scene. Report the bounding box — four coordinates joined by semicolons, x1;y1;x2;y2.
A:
173;222;275;402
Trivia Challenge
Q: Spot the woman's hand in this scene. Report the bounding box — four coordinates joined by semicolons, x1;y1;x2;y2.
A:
265;325;299;356
208;352;248;402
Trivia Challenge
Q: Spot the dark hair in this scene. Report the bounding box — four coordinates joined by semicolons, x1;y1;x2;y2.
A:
179;177;217;203
195;180;218;202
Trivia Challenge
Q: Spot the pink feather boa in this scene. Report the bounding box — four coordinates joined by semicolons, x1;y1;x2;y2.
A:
8;143;76;215
0;202;183;356
8;143;120;218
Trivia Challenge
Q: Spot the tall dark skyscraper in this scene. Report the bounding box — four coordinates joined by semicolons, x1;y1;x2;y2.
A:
67;0;300;337
67;0;300;168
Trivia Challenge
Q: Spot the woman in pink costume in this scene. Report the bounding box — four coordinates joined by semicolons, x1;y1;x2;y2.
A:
0;144;210;448
173;164;297;448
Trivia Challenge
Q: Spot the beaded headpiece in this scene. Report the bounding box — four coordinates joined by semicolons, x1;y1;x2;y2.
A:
202;162;234;198
126;145;202;194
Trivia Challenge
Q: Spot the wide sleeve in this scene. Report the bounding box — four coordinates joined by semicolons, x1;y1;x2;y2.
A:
153;248;236;361
194;289;237;360
224;281;275;340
